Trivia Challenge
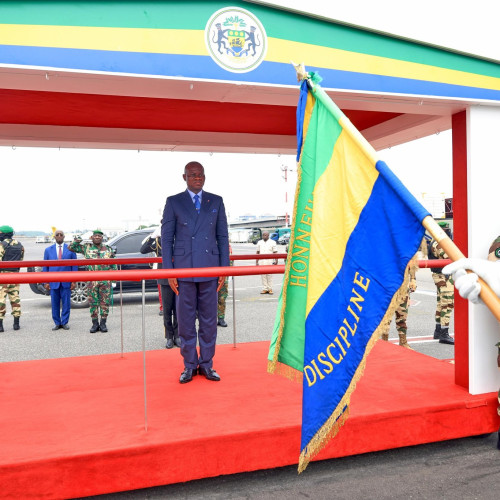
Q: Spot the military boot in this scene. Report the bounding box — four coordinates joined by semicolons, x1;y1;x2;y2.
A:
381;333;389;341
438;327;454;345
0;319;3;333
433;324;442;339
398;332;412;349
99;318;108;333
13;317;20;331
90;319;100;333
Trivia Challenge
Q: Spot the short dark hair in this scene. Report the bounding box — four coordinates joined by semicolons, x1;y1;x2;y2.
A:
184;161;204;174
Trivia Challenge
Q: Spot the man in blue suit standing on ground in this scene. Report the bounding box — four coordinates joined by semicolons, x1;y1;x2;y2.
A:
43;229;78;330
162;161;230;384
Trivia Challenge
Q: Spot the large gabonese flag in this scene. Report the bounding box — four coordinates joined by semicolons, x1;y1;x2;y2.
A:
268;76;430;472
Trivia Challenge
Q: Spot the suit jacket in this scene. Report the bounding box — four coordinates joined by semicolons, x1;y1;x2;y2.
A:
43;243;78;289
161;190;229;282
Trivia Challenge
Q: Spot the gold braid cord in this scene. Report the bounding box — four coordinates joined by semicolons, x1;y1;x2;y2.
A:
298;265;412;473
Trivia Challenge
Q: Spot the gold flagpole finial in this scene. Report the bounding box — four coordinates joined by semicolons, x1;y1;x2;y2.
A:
292;61;308;82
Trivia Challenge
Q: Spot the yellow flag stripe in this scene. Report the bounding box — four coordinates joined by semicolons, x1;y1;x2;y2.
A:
306;130;378;315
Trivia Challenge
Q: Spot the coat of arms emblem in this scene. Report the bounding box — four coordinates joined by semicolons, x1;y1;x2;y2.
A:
205;7;268;73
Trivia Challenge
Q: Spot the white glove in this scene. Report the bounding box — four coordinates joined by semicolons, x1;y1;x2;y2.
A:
443;258;500;303
451;268;481;304
151;227;161;239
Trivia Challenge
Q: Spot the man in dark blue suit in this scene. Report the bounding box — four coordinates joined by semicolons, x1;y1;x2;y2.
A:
43;230;78;330
162;161;230;383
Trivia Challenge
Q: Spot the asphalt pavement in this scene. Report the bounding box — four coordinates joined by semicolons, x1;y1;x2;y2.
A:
1;239;454;362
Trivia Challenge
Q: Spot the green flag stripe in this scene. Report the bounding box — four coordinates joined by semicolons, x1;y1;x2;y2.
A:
269;91;341;371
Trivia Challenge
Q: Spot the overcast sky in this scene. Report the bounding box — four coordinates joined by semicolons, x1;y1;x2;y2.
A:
3;1;497;232
257;0;500;61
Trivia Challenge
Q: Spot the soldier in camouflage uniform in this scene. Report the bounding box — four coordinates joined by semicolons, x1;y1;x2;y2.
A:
217;243;232;327
68;229;117;333
487;236;500;442
443;235;500;449
382;254;418;348
430;221;455;345
0;225;24;332
217;278;229;327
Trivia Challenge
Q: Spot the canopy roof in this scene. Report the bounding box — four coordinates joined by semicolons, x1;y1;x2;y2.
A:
1;0;499;153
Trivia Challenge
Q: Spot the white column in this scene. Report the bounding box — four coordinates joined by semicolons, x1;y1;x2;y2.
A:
467;105;500;394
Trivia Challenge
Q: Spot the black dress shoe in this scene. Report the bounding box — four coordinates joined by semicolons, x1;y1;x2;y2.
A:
52;325;61;331
61;324;70;330
174;337;181;348
179;368;196;384
217;318;228;327
198;367;221;381
166;338;174;349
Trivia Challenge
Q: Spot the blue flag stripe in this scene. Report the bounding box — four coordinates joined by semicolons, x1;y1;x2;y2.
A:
301;172;426;449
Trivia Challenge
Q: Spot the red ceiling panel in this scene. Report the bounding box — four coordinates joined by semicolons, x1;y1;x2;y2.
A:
0;88;401;135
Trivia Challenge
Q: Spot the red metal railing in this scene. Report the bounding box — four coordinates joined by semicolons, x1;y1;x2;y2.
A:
0;255;452;285
0;255;451;269
0;253;288;269
418;259;451;268
0;265;284;284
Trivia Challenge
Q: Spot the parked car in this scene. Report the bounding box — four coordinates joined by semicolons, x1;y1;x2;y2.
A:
250;227;291;244
278;233;290;245
29;228;159;307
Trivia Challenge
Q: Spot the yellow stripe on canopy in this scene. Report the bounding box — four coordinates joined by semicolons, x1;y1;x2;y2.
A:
4;25;500;93
0;24;205;55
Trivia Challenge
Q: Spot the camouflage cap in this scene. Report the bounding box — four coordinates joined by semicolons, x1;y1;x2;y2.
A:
92;229;104;235
488;236;500;258
0;225;14;233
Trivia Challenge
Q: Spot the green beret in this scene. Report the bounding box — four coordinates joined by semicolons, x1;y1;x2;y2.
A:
0;225;14;233
438;221;450;229
93;229;104;235
488;236;500;256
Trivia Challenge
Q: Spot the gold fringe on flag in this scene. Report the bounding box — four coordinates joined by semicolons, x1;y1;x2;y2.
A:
267;90;315;377
267;157;304;377
298;262;414;473
267;359;303;383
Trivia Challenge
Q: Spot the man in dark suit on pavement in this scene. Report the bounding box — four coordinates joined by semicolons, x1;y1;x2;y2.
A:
161;161;230;383
43;229;78;330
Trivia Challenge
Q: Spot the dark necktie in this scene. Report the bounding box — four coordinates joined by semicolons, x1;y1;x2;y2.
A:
194;194;200;214
58;245;62;259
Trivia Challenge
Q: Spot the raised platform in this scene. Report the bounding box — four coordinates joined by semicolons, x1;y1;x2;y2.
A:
1;341;498;499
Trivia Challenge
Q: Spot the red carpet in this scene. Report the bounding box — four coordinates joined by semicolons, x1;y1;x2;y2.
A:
0;341;498;499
